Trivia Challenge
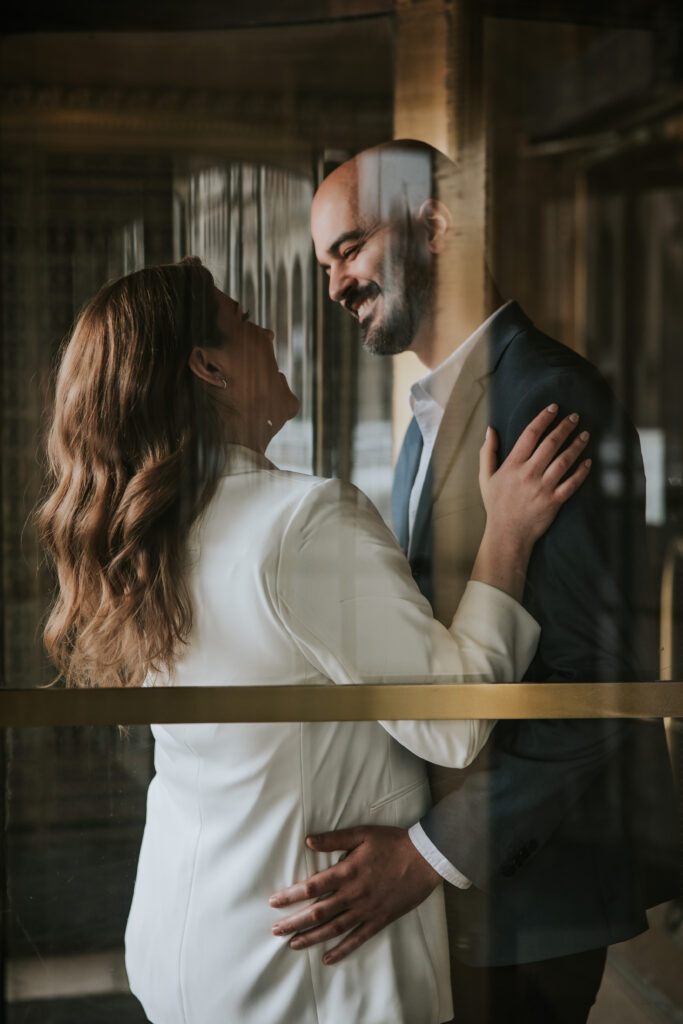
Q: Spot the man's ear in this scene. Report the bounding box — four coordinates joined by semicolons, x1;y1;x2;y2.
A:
188;345;226;386
416;199;452;254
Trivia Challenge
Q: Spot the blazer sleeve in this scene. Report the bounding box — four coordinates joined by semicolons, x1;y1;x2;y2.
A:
275;476;539;770
420;368;648;886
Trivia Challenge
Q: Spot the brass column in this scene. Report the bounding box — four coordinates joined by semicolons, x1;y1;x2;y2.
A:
392;0;487;458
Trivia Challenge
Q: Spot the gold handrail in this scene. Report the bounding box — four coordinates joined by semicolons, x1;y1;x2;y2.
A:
1;682;682;727
661;535;683;681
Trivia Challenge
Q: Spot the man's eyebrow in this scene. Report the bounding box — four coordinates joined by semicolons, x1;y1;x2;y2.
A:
327;230;364;257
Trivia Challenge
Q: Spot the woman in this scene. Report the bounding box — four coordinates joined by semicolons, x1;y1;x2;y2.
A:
39;258;590;1024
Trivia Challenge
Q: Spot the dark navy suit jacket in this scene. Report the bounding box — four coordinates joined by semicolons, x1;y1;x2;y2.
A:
393;303;678;966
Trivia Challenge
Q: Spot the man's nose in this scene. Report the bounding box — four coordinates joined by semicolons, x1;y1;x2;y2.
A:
328;262;354;304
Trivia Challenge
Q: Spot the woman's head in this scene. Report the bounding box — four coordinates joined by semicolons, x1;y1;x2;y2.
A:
187;288;299;451
52;257;221;483
39;256;294;688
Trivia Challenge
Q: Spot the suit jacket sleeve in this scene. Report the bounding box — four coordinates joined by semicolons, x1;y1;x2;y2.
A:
276;476;539;770
420;367;650;887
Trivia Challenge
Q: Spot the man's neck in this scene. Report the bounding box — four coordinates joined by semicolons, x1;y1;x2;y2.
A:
410;262;504;371
412;299;499;371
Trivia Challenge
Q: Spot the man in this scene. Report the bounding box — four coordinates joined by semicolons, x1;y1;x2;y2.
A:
270;141;678;1023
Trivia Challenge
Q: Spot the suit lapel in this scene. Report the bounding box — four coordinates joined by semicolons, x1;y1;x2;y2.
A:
431;373;486;503
406;370;485;572
408;302;532;560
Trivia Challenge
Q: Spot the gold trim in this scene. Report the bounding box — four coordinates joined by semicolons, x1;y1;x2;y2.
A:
660;535;683;680
1;682;682;727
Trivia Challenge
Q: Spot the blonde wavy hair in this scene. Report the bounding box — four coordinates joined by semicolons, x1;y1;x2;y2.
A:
38;257;225;687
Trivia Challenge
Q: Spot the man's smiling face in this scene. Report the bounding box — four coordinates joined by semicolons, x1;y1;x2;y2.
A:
311;160;434;356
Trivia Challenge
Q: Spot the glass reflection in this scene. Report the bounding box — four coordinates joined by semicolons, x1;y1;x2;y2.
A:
34;246;578;1022
0;6;681;1024
4;726;152;1023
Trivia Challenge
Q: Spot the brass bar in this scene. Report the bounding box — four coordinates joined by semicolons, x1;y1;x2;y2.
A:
573;171;588;357
660;535;683;680
1;683;683;727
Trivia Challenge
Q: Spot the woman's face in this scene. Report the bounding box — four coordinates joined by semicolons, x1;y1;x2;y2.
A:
211;288;299;449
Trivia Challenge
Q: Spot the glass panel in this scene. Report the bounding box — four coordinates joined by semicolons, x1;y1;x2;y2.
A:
4;726;153;1022
1;151;171;691
1;7;682;1024
482;14;683;1021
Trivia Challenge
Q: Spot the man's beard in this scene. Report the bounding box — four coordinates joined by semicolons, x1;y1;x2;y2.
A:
360;244;434;356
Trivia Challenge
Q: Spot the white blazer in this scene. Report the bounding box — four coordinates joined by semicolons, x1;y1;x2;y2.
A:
125;445;539;1024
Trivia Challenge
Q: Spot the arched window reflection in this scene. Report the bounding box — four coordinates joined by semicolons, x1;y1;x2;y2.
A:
291;259;305;417
263;269;272;332
275;264;290;376
243;272;257;328
173;161;314;473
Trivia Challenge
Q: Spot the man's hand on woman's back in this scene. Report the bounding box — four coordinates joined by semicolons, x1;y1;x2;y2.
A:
269;825;440;964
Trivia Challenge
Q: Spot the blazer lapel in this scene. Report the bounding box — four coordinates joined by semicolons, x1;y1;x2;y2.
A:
407;355;487;569
399;303;532;577
431;302;532;501
431;372;486;503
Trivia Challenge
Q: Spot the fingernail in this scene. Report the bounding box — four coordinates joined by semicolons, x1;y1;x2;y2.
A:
547;403;558;413
584;458;592;468
290;939;304;950
272;926;283;935
580;430;589;441
485;426;490;439
569;413;579;423
269;897;281;907
323;954;334;966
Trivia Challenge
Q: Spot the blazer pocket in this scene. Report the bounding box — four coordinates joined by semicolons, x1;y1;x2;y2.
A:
368;778;429;814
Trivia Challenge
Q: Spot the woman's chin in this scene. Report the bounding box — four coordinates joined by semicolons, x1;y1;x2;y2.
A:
266;387;300;443
285;390;300;420
278;375;300;420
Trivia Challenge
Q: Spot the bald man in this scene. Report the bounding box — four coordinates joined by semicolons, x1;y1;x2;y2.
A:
270;141;678;1024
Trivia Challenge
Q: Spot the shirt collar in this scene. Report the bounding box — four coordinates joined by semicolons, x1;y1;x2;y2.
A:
410;301;512;415
220;443;277;476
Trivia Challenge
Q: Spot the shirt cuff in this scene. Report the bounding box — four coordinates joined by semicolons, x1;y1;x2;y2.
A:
408;821;473;889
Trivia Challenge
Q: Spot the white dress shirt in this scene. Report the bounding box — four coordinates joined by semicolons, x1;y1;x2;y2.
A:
405;303;512;889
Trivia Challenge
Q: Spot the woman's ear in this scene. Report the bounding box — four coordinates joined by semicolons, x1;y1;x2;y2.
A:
416;199;452;254
188;346;227;388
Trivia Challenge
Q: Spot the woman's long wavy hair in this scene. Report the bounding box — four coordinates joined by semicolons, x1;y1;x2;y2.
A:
38;257;226;687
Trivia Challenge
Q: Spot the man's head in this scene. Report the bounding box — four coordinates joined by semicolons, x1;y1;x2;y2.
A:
311;140;455;356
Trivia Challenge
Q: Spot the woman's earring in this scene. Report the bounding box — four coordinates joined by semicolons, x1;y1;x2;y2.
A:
215;376;227;390
266;419;273;427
